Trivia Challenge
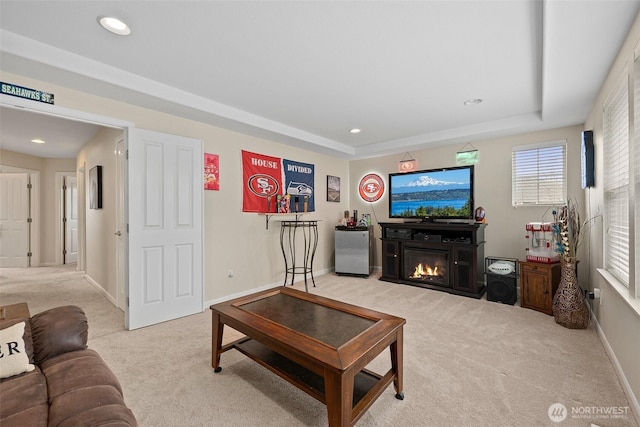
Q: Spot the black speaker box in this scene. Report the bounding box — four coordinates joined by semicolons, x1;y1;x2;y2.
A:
487;275;518;305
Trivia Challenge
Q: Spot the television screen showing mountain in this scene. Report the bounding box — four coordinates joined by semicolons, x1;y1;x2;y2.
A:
389;167;472;218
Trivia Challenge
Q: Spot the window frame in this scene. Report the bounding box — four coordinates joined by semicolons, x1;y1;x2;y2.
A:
511;140;568;207
603;73;631;289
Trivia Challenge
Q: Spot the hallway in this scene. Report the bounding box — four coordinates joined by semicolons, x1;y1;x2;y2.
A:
0;265;124;339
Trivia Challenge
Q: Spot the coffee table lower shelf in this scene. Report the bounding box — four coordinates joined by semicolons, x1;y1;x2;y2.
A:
228;337;394;417
211;287;405;426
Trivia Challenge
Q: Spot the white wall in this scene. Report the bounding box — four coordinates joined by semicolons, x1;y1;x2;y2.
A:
41;157;77;263
77;127;122;298
584;11;640;419
201;136;350;300
0;71;350;303
349;125;586;275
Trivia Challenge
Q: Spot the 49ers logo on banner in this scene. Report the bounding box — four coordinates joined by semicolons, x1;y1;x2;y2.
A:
359;173;385;202
247;174;279;197
242;150;315;213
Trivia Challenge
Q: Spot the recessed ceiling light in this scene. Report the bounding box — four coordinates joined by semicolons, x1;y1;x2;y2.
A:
97;16;131;36
464;98;483;106
349;128;362;134
31;138;46;144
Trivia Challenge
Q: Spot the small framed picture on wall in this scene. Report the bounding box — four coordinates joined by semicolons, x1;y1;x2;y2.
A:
89;165;103;209
327;175;340;202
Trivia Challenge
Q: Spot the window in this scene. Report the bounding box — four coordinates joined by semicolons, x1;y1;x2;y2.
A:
604;77;630;287
512;141;567;206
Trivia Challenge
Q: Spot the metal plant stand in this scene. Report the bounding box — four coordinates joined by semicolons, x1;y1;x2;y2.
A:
279;220;319;292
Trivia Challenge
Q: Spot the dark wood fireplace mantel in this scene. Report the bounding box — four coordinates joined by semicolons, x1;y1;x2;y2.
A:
380;222;487;299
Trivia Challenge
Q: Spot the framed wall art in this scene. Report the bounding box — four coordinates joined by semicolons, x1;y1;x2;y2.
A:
327;175;340;202
89;165;103;209
204;153;219;190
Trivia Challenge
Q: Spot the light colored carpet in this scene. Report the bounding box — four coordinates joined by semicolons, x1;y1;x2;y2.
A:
0;265;637;427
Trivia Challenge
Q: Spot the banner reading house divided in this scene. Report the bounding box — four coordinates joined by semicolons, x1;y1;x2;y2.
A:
242;150;314;213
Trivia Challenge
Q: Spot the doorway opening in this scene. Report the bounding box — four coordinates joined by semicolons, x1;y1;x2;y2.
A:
1;95;131;314
1;96;205;330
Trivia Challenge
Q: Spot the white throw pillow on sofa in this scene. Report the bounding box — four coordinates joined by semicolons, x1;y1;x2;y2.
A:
0;321;35;378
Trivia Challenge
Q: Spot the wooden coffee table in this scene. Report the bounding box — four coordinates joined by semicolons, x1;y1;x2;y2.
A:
211;287;405;427
0;302;30;321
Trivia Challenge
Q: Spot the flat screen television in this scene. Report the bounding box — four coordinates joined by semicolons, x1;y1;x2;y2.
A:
388;165;474;221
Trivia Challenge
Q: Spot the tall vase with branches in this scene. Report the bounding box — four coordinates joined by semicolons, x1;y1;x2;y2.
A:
551;200;595;329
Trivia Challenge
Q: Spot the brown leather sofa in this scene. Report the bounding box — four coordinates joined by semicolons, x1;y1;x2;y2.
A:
0;305;137;426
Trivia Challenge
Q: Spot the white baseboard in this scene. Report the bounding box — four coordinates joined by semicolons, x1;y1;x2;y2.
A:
83;274;118;307
204;270;331;308
204;283;277;308
593;313;640;424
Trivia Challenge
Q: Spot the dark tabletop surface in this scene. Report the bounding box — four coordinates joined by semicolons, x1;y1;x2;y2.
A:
239;293;376;348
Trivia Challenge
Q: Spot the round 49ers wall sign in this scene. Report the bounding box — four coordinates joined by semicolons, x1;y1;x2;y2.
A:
358;173;385;202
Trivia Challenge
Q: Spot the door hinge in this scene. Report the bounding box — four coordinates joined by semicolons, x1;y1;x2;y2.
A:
63;217;67;223
126;224;129;233
27;183;32;189
126;149;129;160
27;218;32;223
27;252;32;257
127;297;130;307
63;185;67;190
63;249;67;255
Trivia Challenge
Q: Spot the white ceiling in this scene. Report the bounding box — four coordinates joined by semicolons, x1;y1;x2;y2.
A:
0;1;638;160
0;106;103;158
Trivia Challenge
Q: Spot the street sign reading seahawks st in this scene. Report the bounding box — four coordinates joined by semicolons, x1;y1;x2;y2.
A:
1;82;54;104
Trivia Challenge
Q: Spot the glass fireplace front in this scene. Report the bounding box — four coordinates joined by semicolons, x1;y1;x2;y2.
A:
403;246;449;287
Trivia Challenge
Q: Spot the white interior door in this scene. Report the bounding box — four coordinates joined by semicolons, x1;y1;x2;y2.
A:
115;138;127;310
0;173;30;267
127;128;203;330
64;176;78;264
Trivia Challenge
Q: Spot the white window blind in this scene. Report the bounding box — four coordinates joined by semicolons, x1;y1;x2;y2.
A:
603;77;630;287
512;141;567;206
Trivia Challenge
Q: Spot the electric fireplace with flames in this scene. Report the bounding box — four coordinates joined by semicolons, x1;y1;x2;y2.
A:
403;247;449;287
380;222;487;299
